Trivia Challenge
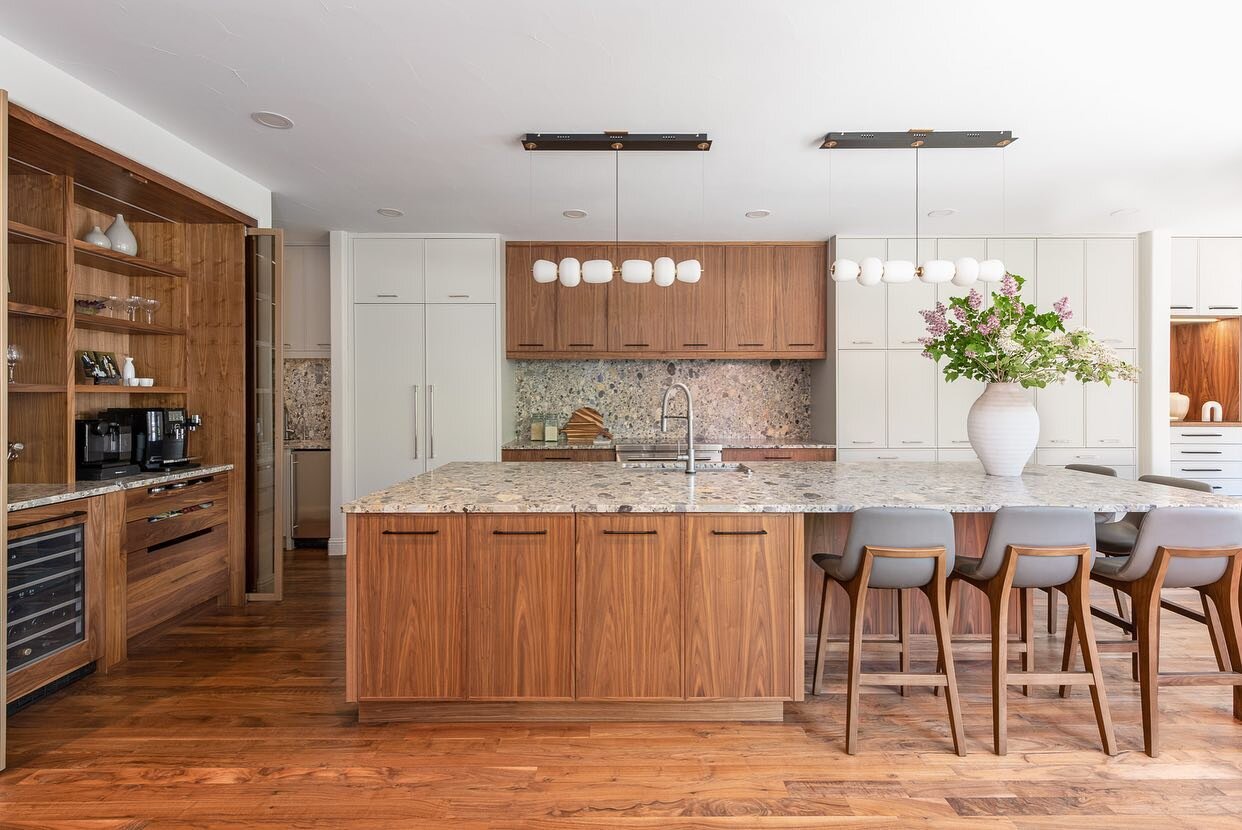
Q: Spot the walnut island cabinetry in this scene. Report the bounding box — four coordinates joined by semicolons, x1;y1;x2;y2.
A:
344;461;1239;724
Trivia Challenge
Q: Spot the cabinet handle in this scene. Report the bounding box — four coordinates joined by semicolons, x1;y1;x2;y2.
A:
383;529;439;536
1171;305;1194;310
850;440;876;445
764;455;793;460
900;340;921;344
375;293;398;298
316;343;330;347
738;342;765;347
951;440;970;444
1098;438;1121;443
568;342;594;347
683;342;708;347
877;456;899;460
1180;468;1223;473
1179;450;1223;454
712;529;768;536
448;294;470;298
411;385;419;459
1183;433;1224;437
602;529;658;535
428;384;435;459
1209;306;1240;310
900;441;925;445
623;343;650;348
789;342;815;347
850;340;875;345
517;342;545;347
493;529;548;536
1050;439;1073;444
543;456;572;461
1101;338;1122;344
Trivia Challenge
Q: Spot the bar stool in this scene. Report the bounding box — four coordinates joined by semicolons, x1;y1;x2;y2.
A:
1062;507;1242;756
945;507;1116;755
811;507;965;755
1065;463;1118;477
1048;464;1117;634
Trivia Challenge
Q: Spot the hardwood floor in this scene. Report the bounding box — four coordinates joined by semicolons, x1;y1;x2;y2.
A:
2;551;1241;828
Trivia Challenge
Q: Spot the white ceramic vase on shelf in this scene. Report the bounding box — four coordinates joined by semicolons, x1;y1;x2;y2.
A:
84;225;111;249
105;213;138;255
967;382;1039;477
121;355;136;386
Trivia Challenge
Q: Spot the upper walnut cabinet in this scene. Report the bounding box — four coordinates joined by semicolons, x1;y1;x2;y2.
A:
505;242;826;359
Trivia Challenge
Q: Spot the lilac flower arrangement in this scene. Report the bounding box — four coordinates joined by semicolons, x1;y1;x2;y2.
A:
920;274;1138;388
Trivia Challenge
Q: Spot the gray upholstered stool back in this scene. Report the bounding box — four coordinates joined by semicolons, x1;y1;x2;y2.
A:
840;507;956;589
1066;464;1117;477
1138;474;1213;493
971;507;1097;587
1111;507;1242;588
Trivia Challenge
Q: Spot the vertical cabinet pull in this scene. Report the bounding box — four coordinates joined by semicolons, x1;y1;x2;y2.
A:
428;384;435;459
411;385;420;459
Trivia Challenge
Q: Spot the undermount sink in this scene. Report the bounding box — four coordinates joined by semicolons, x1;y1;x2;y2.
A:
620;462;753;475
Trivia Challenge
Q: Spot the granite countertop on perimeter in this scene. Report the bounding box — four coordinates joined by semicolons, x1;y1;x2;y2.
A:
502;437;836;451
286;439;331;450
343;461;1240;515
8;464;235;512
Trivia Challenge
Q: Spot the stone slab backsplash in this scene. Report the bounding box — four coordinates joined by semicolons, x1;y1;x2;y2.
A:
511;359;811;442
284;358;331;441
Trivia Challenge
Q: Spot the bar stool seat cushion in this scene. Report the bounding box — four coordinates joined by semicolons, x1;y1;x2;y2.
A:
1092;555;1130;579
811;552;847;581
951;556;985;578
958;506;1098;588
1096;520;1139;554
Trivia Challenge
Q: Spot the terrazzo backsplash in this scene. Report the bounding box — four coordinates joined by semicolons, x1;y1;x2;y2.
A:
511;359;811;442
284;358;331;441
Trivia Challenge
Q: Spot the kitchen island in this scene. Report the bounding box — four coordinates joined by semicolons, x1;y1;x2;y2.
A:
343;461;1237;723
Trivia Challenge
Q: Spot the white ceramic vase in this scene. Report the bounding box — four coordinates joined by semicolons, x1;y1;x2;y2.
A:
84;225;112;249
121;355;136;385
967;382;1039;477
105;213;138;255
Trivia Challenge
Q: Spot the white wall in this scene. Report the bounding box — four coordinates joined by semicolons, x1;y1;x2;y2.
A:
0;34;271;226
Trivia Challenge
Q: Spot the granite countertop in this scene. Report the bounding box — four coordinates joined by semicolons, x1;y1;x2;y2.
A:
8;464;235;512
343;461;1240;515
502;437;836;451
286;439;331;450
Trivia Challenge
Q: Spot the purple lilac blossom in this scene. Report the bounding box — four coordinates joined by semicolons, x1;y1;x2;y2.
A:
967;289;983;310
1053;296;1072;321
1000;274;1019;298
978;314;1000;336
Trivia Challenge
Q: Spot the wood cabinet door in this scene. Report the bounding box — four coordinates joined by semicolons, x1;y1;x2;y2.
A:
668;245;725;351
467;514;574;699
774;245;826;352
684;514;794;700
354;514;465;700
725;246;776;351
722;447;835;462
506;244;557;352
576;514;683;699
607;245;672;352
555;245;609;352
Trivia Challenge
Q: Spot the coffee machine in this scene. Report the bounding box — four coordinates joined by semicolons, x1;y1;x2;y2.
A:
101;407;201;472
75;418;141;480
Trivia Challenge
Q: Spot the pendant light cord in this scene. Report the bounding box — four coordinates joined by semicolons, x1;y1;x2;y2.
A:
914;147;920;255
614;149;620;265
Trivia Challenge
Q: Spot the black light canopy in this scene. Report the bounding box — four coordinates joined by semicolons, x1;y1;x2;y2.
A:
821;129;1016;150
521;131;711;151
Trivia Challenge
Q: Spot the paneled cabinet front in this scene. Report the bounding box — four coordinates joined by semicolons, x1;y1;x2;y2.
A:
555;245;610;352
725;246;777;351
466;515;574;700
506;244;557;352
353;237;425;302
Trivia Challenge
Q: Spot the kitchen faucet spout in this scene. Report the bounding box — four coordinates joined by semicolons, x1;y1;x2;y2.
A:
660;383;695;474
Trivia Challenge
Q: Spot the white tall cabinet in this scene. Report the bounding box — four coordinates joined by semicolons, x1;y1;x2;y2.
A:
336;235;502;547
832;236;1139;476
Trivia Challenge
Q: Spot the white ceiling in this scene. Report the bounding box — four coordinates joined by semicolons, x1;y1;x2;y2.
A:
3;0;1241;240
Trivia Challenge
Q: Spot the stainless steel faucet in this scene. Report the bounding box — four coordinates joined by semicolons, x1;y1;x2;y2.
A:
660;383;695;474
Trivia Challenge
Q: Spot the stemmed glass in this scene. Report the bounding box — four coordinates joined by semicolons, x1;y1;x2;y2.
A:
125;296;143;322
140;297;161;325
6;344;21;384
105;295;125;319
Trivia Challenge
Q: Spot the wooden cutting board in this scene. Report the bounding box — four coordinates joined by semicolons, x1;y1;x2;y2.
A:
562;406;612;444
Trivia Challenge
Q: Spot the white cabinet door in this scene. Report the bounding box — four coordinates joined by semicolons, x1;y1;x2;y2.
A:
1036;239;1085;323
836;350;887;449
425;238;497;304
835;238;887;349
353;304;426;495
936;364;985;449
1198;237;1242;316
301;245;332;352
1170;237;1199;313
425;304;498;470
936;239;989;305
353;237;425;303
988;238;1036;303
281;246;304;350
886;238;937;348
1085;350;1135;447
1036;380;1084;448
886;351;936;448
1085;238;1136;348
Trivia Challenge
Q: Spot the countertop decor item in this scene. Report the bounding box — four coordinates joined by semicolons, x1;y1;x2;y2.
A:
1202;400;1224;422
562;406;612;444
105;213;138;255
921;274;1137;476
74;294;108;315
1170;392;1190;421
121;355;136;385
84;225;111;249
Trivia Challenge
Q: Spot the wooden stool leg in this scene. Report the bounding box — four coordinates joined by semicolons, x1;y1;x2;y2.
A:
812;573;833;695
1131;581;1163;757
1059;607;1079;699
1202;570;1242;722
1202;591;1230;673
1113;587;1129;621
1021;588;1035;697
1046;587;1058;634
990;581;1011;755
934;578;958;698
844;579;869;755
898;588;912;697
1065;573;1118;755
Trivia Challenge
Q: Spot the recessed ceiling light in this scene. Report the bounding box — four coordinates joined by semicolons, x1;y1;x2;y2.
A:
562;209;588;219
745;209;771;219
250;111;294;130
1110;207;1140;217
927;208;956;218
376;208;404;218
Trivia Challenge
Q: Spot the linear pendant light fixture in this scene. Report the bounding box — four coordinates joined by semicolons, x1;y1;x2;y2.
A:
822;129;1017;286
525;131;707;287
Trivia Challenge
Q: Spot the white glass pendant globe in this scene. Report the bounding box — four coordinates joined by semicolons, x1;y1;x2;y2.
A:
918;259;955;283
858;257;884;286
675;259;702;283
582;259;614;284
881;260;916;283
532;259;558;283
978;259;1006;283
558;257;581;287
830;259;860;282
621;259;653;284
653;256;676;287
951;257;980;287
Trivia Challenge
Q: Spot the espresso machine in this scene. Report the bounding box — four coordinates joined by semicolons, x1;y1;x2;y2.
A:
75;418;141;480
100;407;202;472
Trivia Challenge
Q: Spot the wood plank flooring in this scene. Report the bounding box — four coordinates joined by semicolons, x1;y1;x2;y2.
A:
2;551;1241;828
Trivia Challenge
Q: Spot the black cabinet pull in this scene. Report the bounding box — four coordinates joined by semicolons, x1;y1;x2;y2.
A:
493;529;548;536
517;342;544;347
683;342;708;347
623;343;650;348
1180;468;1222;473
602;529;657;535
383;529;439;536
764;455;793;460
788;343;815;347
711;529;769;536
544;456;572;460
738;342;765;347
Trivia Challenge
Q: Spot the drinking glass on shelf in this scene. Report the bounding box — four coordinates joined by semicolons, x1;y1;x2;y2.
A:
140;297;162;325
125;296;143;322
104;295;125;318
6;344;21;383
